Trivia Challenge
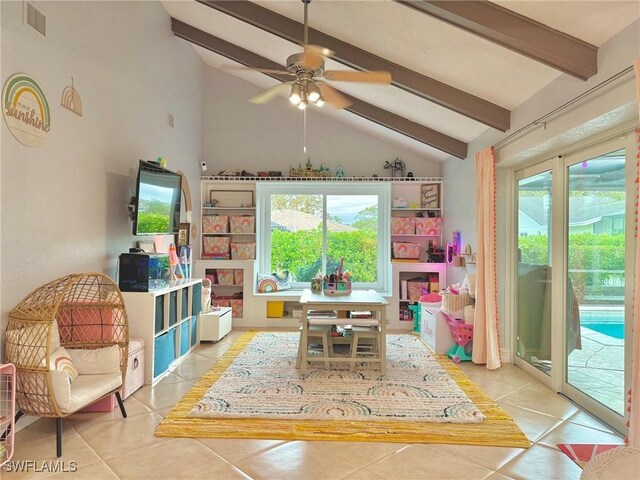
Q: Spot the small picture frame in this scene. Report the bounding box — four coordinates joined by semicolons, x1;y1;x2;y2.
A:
420;183;440;208
137;241;156;253
176;222;190;247
209;190;254;208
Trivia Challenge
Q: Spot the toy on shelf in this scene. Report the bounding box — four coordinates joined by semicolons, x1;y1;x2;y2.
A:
442;311;473;363
322;258;352;295
289;159;332;178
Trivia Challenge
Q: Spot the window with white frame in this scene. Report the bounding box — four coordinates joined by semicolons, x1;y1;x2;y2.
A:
257;183;390;290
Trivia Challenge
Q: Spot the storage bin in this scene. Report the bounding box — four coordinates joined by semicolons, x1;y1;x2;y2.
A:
202;215;228;233
393;242;421;259
123;338;145;399
153;329;176;378
267;301;285;318
230;299;243;318
203;237;230;259
231;242;256;260
415;217;443;235
230;215;255;233
214;297;231;308
217;269;235;286
391;217;416;235
441;292;473;314
234;269;244;286
180;321;190;356
408;281;430;301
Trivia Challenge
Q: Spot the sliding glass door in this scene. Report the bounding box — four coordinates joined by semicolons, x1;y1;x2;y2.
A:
515;167;553;375
564;147;628;422
512;134;634;432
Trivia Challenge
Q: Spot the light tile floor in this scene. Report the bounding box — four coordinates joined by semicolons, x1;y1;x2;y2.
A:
4;330;625;480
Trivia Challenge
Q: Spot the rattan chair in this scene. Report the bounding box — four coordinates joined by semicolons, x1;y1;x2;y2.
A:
4;273;129;456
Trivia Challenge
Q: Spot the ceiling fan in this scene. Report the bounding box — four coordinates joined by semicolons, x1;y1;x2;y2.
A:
224;0;392;110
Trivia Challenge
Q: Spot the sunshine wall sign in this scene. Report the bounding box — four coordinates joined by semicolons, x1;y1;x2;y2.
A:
2;73;51;147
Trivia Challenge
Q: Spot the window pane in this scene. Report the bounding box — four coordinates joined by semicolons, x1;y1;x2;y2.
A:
327;195;378;283
270;194;323;282
516;170;552;375
566;148;626;415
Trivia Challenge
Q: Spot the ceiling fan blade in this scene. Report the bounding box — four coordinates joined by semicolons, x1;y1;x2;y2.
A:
249;82;293;104
220;65;294;75
317;83;352;109
303;44;332;69
323;70;392;84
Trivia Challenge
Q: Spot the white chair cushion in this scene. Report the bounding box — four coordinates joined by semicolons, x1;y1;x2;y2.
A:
50;369;72;412
67;345;120;375
63;373;122;414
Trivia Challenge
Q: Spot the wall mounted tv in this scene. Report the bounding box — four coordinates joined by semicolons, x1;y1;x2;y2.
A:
132;160;182;235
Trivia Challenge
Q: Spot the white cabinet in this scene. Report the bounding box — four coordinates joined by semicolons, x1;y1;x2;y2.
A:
420;302;451;355
200;306;233;341
122;278;202;384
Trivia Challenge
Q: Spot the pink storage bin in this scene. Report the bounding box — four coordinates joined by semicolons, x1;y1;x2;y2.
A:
230;299;243;318
203;215;229;233
234;269;244;286
391;217;416;235
415;217;443;235
203;237;230;258
230;215;255;234
80;395;117;413
231;242;256;260
392;242;421;259
214;297;231;308
217;269;234;286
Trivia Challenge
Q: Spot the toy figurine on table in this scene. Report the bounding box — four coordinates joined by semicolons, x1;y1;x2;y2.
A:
322;258;352;295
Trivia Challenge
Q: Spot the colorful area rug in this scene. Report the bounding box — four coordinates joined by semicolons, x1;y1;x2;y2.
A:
156;331;530;446
558;443;622;468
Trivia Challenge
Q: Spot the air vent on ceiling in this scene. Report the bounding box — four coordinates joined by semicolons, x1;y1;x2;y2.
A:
25;2;46;37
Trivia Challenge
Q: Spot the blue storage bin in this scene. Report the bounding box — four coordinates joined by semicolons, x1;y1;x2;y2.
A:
192;283;202;315
169;291;178;326
154;296;164;333
181;288;189;319
154;328;176;378
190;315;198;346
180;321;190;356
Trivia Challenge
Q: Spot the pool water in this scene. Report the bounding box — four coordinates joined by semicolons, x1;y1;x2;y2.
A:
584;323;624;339
581;311;625;340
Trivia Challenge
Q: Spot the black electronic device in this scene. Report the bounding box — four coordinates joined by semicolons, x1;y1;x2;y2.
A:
118;252;170;292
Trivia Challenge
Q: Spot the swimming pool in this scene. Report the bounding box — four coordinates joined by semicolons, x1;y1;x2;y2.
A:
581;310;625;340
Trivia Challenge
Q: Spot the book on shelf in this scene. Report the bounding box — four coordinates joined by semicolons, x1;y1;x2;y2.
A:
349;311;372;318
307;310;337;318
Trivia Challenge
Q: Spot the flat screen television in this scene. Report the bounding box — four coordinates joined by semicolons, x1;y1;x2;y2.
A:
132;160;182;235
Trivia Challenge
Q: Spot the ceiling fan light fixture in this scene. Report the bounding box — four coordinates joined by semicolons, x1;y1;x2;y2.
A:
314;96;324;107
298;100;308;110
289;83;302;105
306;81;321;103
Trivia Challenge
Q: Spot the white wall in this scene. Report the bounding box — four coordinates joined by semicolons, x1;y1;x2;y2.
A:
442;19;640;354
203;66;443;178
1;2;204;336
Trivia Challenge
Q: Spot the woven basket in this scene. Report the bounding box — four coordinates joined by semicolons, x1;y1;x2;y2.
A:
441;292;473;313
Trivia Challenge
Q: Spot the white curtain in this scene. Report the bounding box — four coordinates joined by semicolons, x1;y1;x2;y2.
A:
628;58;640;448
473;147;502;369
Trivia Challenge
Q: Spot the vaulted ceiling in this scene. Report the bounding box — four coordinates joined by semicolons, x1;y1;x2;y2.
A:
161;0;639;161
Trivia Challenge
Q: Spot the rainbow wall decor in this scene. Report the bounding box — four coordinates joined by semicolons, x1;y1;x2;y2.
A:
2;73;51;147
61;78;82;116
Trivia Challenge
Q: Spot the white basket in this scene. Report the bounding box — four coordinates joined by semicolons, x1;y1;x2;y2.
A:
441;293;473;313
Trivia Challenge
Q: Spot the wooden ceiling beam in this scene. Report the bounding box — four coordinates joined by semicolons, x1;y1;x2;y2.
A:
395;0;598;80
197;0;510;132
171;18;468;159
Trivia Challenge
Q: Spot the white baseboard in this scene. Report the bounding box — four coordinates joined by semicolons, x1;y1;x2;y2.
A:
500;349;512;364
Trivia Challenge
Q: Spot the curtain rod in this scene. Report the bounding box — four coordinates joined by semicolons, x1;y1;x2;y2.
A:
493;65;635;150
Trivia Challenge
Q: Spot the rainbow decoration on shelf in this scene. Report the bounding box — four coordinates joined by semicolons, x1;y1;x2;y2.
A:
2;73;51;147
257;277;278;293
